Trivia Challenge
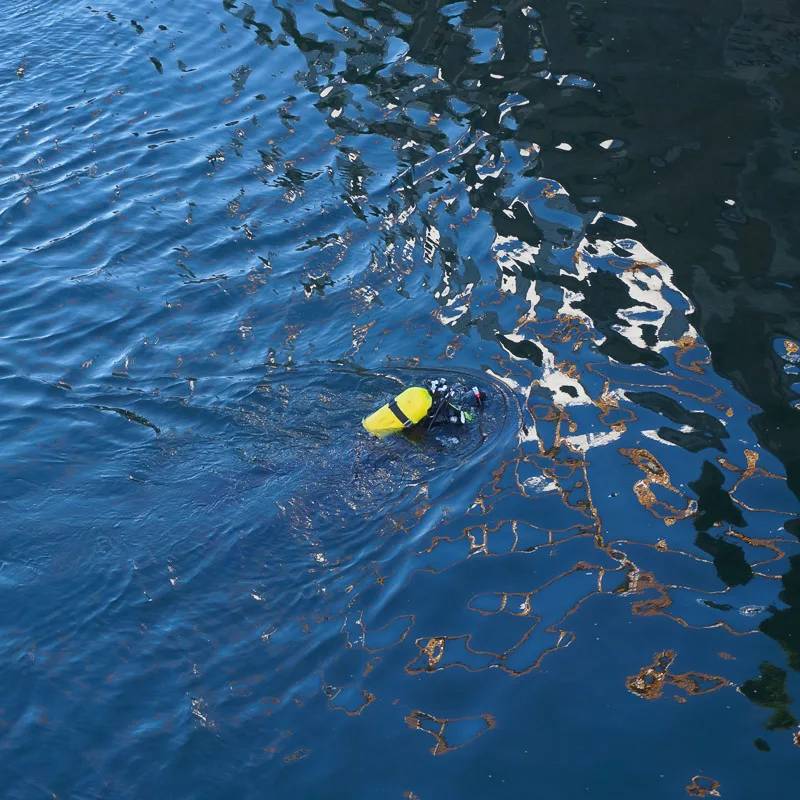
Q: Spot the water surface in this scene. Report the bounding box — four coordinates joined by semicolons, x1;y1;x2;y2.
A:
2;1;800;797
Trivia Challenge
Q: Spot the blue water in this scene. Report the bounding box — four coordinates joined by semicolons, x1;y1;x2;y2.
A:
2;1;800;797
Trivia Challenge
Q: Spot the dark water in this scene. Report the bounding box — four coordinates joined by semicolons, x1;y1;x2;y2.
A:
2;0;799;796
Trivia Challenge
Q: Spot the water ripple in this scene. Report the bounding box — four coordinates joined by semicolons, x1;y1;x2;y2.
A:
1;1;799;797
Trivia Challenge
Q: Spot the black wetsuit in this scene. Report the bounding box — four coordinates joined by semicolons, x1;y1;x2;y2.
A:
423;378;486;429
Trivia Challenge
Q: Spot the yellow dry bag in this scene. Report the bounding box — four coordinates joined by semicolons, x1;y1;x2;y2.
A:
362;386;433;438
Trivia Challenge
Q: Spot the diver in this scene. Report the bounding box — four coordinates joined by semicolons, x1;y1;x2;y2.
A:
362;377;486;438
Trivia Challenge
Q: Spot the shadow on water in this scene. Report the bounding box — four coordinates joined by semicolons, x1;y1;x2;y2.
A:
1;0;799;796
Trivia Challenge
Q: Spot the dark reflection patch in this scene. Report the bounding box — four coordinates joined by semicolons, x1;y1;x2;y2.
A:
689;461;748;530
760;554;800;672
741;662;798;731
627;390;729;452
694;532;753;588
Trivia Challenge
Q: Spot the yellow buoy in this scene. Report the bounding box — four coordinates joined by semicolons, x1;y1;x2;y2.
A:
362;386;432;438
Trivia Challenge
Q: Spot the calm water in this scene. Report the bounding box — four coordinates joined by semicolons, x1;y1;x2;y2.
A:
2;0;799;797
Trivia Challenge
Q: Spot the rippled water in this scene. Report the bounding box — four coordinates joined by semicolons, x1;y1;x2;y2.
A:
3;1;800;797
